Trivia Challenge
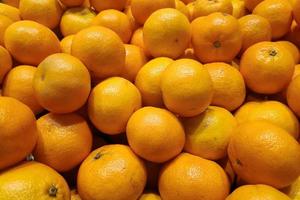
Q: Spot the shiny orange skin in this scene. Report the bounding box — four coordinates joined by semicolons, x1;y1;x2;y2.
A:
294;0;300;25
60;34;74;54
192;0;233;19
277;40;299;64
89;0;127;12
244;0;263;11
60;0;85;7
0;15;13;46
0;3;20;21
287;75;300;117
0;46;12;84
130;28;151;57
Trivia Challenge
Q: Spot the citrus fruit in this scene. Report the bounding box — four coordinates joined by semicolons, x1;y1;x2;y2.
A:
124;6;140;31
232;0;247;19
0;45;12;84
60;34;74;54
277;40;299;64
175;0;189;18
287;75;300;117
89;0;127;12
1;0;19;8
285;21;300;48
0;3;20;21
193;0;233;18
139;192;161;200
294;0;300;25
244;0;263;11
0;14;13;46
71;189;82;200
60;0;85;7
130;27;151;57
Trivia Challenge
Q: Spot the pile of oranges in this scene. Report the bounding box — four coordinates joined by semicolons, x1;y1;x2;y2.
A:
1;0;300;199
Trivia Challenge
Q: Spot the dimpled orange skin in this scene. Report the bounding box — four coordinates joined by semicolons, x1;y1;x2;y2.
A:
71;26;125;79
126;106;185;163
0;15;13;46
60;34;74;54
159;153;230;200
277;41;300;64
0;46;12;84
228;121;300;189
253;0;293;40
77;144;147;200
192;12;242;63
33;53;91;114
0;97;37;170
193;0;233;19
60;0;85;7
89;0;127;12
2;65;44;114
139;192;161;200
0;3;20;21
4;20;61;65
240;42;295;94
161;59;213;117
287;76;300;117
88;77;142;135
0;161;70;200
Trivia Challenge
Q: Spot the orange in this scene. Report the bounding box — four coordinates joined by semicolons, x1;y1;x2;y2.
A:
124;6;140;31
192;12;242;63
0;46;12;84
0;161;70;200
1;0;19;7
135;57;173;107
293;0;300;25
2;65;44;114
143;8;191;59
121;44;147;82
0;97;37;170
193;0;233;19
231;0;247;19
226;184;291;200
159;153;230;200
131;0;175;25
33;53;91;113
60;0;85;7
88;77;141;135
253;0;293;40
19;0;63;29
60;34;74;54
183;106;237;160
60;7;96;37
244;0;263;11
90;0;127;12
186;2;195;20
71;26;125;79
205;62;246;111
287;75;300;117
277;41;299;64
131;27;151;57
285;21;300;48
161;59;213;117
283;176;300;199
126;106;185;163
0;15;13;46
238;14;272;53
182;0;195;3
139;192;161;200
175;0;189;18
293;64;300;78
71;189;82;200
0;3;20;21
4;20;61;65
240;42;294;94
228;120;300;188
92;9;132;43
33;113;92;172
77;144;147;200
235;101;299;139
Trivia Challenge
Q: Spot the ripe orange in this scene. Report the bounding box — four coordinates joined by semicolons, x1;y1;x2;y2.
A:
60;34;74;54
159;153;230;200
71;189;82;200
33;53;91;113
89;0;127;12
285;21;300;48
193;0;233;19
126;106;185;163
175;0;189;18
282;176;300;199
60;7;96;37
226;184;291;200
182;0;195;3
2;65;43;114
205;62;246;111
277;40;299;64
0;97;37;170
0;46;12;84
60;0;85;7
19;0;63;29
186;2;195;20
192;12;242;63
228;120;300;188
1;0;19;8
88;77;141;134
183;106;237;160
287;75;300;117
0;161;70;199
130;27;151;57
231;0;247;19
92;9;132;43
124;6;140;31
180;48;197;59
4;20;61;65
240;42;295;94
131;0;175;24
238;14;272;53
253;0;293;39
0;15;13;46
161;59;213;117
293;64;300;78
0;3;20;21
33;113;92;172
293;0;300;25
244;0;263;11
77;144;147;200
143;8;191;59
71;26;125;79
121;44;147;82
235;101;299;139
139;192;161;200
135;57;173;107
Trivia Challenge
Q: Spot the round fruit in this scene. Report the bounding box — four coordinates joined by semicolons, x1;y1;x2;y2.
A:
228;120;300;188
159;153;230;200
88;77;141;134
0;14;13;46
193;0;233;18
0;3;20;21
71;26;125;79
240;42;295;94
183;106;237;160
143;8;191;59
287;75;300;117
1;0;19;8
126;106;185;163
4;20;61;65
71;189;82;200
285;21;300;48
0;97;37;170
0;46;12;84
124;6;140;31
161;58;213;117
139;192;161;200
192;12;242;63
244;0;263;11
60;0;85;7
89;0;127;12
92;9;132;43
77;144;147;200
0;161;70;200
33;53;91;113
205;62;246;111
175;0;189;19
294;0;300;25
60;34;74;54
2;65;43;114
231;0;247;19
60;7;96;37
235;101;299;139
130;27;151;57
135;57;173;107
277;40;299;64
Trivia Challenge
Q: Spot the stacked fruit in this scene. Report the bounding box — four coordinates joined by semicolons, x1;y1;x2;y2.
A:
1;0;300;199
